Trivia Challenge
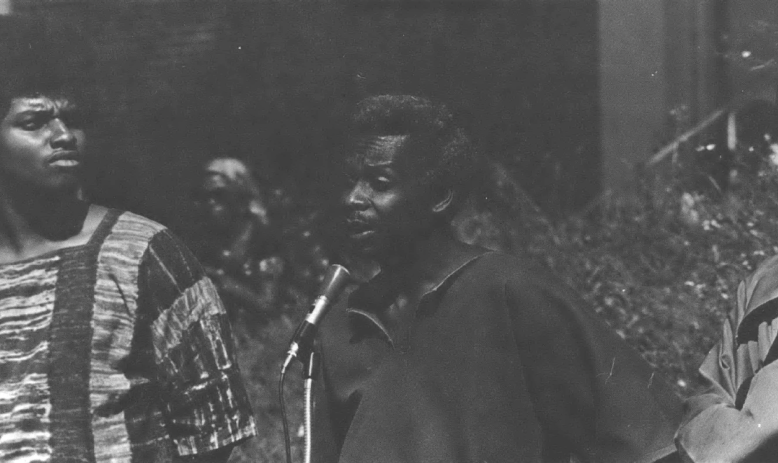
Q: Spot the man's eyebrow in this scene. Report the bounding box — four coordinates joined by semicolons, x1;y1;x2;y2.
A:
362;161;395;168
17;106;51;113
345;154;394;167
13;108;52;118
16;99;50;108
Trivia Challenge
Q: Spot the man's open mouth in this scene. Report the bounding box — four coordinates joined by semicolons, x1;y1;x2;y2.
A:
345;219;375;239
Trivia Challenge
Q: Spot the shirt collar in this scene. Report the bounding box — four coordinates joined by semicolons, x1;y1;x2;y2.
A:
737;255;778;344
346;243;493;343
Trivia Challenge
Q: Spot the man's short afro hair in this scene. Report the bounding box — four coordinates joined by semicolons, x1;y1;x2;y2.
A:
349;94;482;198
0;16;94;117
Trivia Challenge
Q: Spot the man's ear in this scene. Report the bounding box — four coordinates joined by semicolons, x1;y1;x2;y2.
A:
431;188;455;214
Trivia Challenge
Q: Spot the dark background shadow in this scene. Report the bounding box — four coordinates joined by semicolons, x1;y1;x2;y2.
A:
11;0;600;236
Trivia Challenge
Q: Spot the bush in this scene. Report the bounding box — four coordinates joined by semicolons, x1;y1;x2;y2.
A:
495;159;778;397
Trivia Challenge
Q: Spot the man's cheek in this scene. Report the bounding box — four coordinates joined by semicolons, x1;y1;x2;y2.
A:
75;133;87;150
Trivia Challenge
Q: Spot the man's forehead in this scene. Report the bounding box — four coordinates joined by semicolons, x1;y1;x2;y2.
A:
8;96;75;113
347;135;411;167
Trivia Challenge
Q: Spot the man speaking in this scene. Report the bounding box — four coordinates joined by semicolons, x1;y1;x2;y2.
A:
311;94;683;463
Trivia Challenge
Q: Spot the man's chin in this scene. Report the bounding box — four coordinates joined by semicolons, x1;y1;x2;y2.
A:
346;235;384;260
30;179;81;196
349;242;410;268
350;241;379;258
39;171;83;191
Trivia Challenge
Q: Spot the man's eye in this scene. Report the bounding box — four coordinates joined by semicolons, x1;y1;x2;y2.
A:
19;119;44;130
370;176;392;190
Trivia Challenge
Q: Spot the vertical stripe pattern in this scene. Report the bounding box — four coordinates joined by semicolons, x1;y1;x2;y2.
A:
90;212;157;463
47;212;116;463
0;210;256;462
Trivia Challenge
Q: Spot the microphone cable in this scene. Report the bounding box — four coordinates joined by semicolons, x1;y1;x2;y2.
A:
280;360;293;463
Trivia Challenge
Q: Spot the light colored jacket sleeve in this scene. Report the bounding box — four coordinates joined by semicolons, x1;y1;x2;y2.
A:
676;359;778;462
676;269;778;462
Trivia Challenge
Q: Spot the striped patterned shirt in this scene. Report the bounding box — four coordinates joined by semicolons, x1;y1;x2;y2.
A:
0;209;257;462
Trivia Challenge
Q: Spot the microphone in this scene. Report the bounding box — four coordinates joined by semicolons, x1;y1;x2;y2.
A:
283;264;351;372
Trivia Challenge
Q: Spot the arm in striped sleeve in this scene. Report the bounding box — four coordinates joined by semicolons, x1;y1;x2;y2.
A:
138;230;257;458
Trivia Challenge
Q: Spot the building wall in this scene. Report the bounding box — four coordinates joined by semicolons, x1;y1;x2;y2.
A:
599;0;726;196
217;1;601;214
8;1;600;223
599;0;667;194
15;0;774;214
727;0;778;102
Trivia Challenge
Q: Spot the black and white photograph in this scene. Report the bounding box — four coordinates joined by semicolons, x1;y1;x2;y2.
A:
1;1;778;462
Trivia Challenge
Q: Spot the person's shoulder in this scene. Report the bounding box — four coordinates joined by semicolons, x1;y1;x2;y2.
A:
746;254;778;286
105;209;197;251
90;208;168;257
735;254;778;342
98;209;197;269
110;210;169;241
740;254;778;316
466;249;585;316
466;249;564;288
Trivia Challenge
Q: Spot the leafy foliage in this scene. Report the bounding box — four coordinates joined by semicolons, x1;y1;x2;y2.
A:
513;161;778;397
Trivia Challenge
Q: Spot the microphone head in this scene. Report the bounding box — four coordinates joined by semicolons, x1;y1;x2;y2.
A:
288;264;353;367
318;264;352;302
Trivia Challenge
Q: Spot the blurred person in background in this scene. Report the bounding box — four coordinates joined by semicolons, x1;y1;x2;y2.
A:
312;94;683;463
193;157;285;325
0;17;256;462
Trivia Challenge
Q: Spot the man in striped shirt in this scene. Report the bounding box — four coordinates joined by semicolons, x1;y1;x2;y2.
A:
0;19;256;462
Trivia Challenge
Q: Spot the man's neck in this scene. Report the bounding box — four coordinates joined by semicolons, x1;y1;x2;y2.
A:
380;227;476;301
0;185;89;262
360;227;486;336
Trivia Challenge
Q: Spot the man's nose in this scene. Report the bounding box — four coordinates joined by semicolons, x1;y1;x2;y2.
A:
343;181;369;209
50;119;77;148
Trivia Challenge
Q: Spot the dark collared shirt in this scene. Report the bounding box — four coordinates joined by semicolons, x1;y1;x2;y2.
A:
313;246;682;463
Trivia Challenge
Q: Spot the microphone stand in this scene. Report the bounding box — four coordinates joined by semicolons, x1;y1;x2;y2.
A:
280;264;350;463
279;329;320;463
281;334;322;463
302;351;320;463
